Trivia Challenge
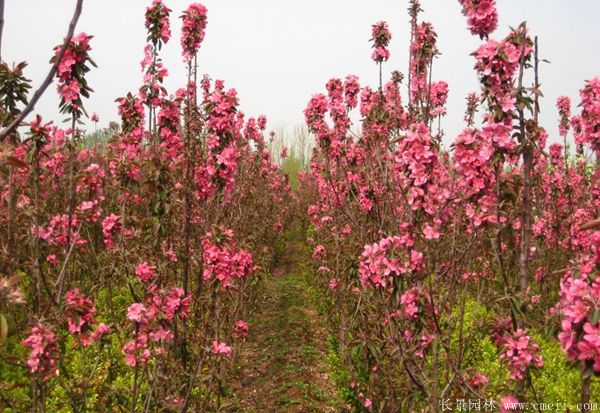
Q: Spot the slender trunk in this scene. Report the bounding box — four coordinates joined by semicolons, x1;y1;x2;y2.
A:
519;149;532;293
131;325;140;413
581;375;591;413
180;60;195;367
31;142;42;313
31;140;42;413
517;24;531;294
62;120;76;296
67;119;76;247
6;166;14;274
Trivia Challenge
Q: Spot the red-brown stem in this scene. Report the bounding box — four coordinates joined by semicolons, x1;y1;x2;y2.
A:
179;348;204;413
180;58;196;367
581;374;591;413
6;166;14;274
31;138;42;313
517;24;532;295
131;324;140;413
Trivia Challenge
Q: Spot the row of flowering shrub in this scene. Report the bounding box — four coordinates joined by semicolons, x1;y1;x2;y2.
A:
0;1;292;411
301;0;600;411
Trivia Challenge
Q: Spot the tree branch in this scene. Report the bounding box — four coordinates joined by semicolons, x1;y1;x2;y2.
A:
0;0;84;141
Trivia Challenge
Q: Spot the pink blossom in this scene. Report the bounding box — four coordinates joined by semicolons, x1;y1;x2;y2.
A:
423;224;440;240
370;21;391;63
410;22;437;102
22;324;59;381
328;278;339;291
358;235;422;288
579;77;600;153
127;303;149;324
145;0;171;46
211;340;232;358
458;0;498;38
234;320;249;339
202;230;255;287
64;289;96;344
90;323;111;342
371;46;390;63
162;288;191;320
123;334;151;367
497;328;543;381
556;95;571;137
181;3;208;61
135;261;156;283
101;214;121;249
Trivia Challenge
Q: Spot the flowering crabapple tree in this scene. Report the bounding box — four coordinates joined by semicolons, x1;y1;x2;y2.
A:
0;1;292;411
300;0;600;411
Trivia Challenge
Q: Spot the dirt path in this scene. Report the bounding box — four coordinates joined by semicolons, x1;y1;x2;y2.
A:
223;234;341;412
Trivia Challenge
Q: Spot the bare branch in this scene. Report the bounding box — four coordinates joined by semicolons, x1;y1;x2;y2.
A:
0;0;84;141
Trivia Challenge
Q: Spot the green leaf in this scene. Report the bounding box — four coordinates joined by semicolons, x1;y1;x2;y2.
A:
592;308;600;325
0;313;8;345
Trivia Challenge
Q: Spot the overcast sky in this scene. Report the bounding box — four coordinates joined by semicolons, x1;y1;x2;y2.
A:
3;0;600;145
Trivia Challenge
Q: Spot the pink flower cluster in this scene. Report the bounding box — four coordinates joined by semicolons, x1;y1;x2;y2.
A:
370;21;392;63
63;289;111;347
53;32;94;116
64;288;95;335
202;230;255;288
474;39;519;107
22;324;59;381
558;233;600;373
135;261;156;283
458;0;498;38
303;75;363;155
410;22;437;102
196;82;243;199
234;320;249;339
139;44;169;108
181;3;208;61
453;127;497;228
556;96;571;137
358;234;423;288
123;333;153;367
496;328;543;381
474;28;532;120
578;77;600;153
211;340;232;358
428;81;449;117
394;123;450;217
400;287;423;320
76;163;106;222
145;0;171;47
123;286;191;366
101;213;121;249
35;213;82;247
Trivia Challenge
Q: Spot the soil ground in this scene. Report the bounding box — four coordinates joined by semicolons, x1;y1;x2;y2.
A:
222;233;342;412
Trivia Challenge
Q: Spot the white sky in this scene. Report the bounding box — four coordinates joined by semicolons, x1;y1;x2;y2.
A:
3;0;600;145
